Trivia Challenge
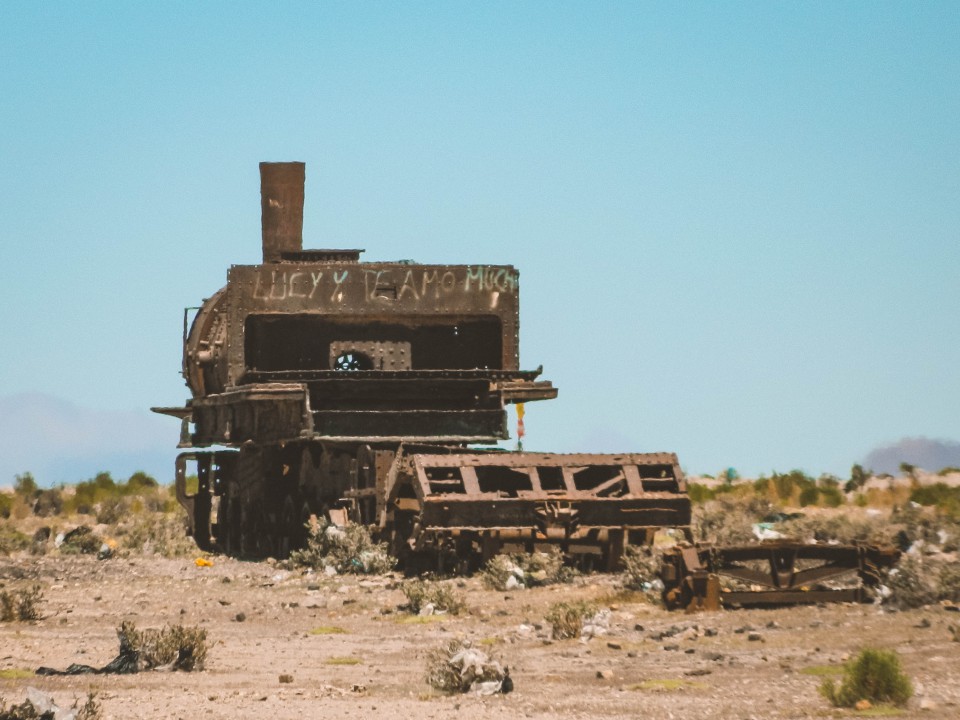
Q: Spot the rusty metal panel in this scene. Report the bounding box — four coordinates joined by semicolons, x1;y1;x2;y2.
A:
225;262;521;388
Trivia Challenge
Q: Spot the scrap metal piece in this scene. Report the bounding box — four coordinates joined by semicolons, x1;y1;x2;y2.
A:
660;541;901;611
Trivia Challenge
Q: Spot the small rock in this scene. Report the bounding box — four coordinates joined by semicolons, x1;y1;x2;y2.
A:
663;644;680;652
703;628;718;637
279;674;294;684
235;612;247;622
607;642;622;650
685;668;711;676
919;698;938;711
704;652;724;662
684;648;696;654
916;618;932;629
626;651;637;658
596;669;614;680
633;623;644;631
855;699;872;711
747;632;762;642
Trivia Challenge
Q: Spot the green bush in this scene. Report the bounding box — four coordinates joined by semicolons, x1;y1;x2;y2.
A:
546;600;596;640
845;464;870;493
819;485;844;508
0;494;11;519
820;648;912;708
13;473;38;498
401;580;466;615
687;483;715;504
798;485;820;507
60;526;102;555
910;483;960;518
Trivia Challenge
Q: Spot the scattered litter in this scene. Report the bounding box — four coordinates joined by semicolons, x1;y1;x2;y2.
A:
194;557;214;568
752;523;785;541
425;640;512;695
581;609;611;642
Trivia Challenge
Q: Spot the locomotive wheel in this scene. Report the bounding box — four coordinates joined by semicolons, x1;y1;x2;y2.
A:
241;504;269;559
218;481;243;555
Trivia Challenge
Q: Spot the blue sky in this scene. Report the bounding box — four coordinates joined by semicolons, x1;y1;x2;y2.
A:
1;2;958;485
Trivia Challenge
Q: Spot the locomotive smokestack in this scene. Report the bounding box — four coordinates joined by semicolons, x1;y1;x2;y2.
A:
260;161;305;262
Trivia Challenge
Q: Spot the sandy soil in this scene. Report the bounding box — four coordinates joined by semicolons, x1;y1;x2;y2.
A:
2;554;959;719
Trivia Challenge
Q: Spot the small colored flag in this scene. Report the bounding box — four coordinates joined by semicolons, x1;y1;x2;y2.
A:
516;403;525;439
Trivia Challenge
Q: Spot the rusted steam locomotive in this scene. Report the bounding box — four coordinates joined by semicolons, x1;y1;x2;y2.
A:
153;162;692;568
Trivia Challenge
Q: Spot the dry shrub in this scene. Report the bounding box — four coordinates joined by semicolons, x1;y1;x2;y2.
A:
117;621;208;671
0;693;100;720
73;694;102;720
937;562;960;601
883;554;960;609
890;504;959;548
0;585;43;622
479;548;577;590
402;580;466;615
290;519;393;574
621;545;662;591
425;639;507;694
546;600;596;640
0;524;31;556
820;648;912;708
59;526;101;555
775;513;890;545
96;496;132;525
693;495;772;544
120;512;195;557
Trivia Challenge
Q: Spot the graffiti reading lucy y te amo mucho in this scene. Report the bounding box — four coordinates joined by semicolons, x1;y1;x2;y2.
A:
251;266;519;303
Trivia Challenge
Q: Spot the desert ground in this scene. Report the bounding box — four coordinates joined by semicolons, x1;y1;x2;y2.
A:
2;550;959;720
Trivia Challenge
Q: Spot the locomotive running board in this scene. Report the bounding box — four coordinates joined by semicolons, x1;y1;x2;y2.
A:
660;541;901;611
394;451;692;569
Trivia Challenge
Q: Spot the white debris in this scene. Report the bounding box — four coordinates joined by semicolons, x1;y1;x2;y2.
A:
325;525;346;541
24;688;78;720
581;609;611;641
504;574;524;590
419;602;436;616
752;524;785;541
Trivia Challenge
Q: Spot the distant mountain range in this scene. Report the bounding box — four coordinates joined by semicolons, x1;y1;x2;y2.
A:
862;437;960;476
0;393;179;487
3;392;958;488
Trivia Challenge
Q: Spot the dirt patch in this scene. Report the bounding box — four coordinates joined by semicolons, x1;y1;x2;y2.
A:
0;554;958;719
